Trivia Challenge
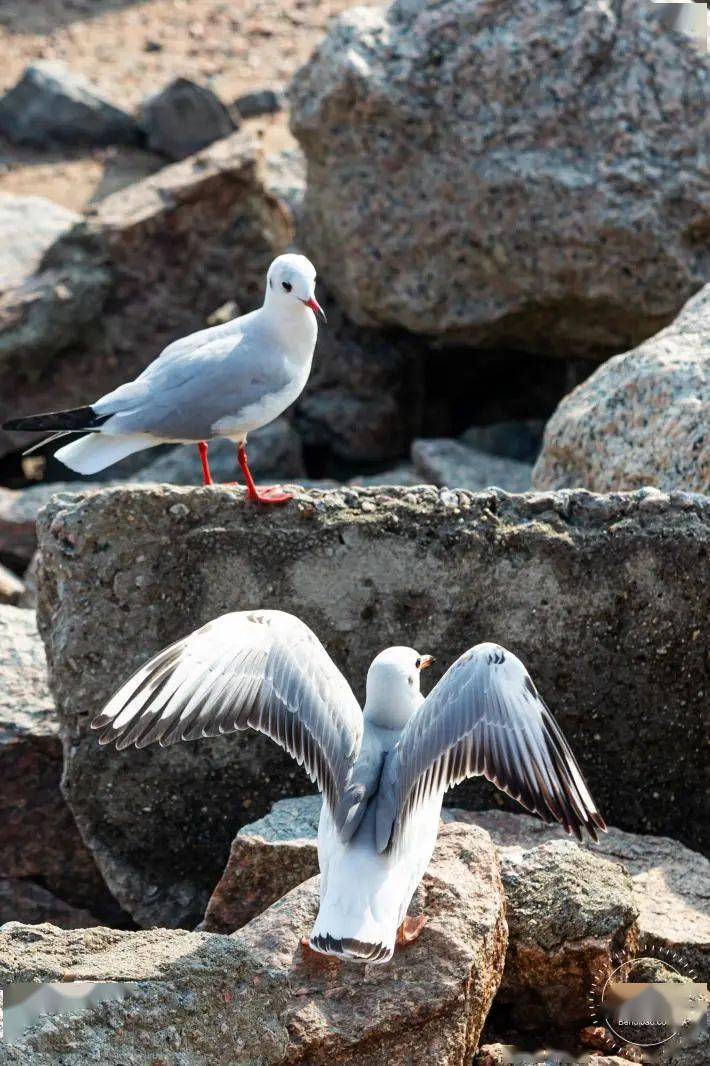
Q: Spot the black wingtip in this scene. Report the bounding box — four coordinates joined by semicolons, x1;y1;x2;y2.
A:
309;933;390;963
3;406;108;433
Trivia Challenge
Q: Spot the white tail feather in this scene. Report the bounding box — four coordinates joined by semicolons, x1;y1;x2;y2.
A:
55;433;156;475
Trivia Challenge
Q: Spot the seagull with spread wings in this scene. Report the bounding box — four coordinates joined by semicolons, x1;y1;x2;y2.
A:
92;610;606;964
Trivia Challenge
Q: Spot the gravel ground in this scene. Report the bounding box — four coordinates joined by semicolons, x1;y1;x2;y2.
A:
0;0;353;209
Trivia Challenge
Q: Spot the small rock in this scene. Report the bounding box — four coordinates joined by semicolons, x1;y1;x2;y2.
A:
494;840;638;1029
412;438;533;492
0;482;103;568
534;285;710;494
139;77;238;160
0;879;100;930
234;88;284;119
348;464;422;487
457;808;710;977
0;61;140;146
461;419;545;464
0;561;24;605
202;795;321;933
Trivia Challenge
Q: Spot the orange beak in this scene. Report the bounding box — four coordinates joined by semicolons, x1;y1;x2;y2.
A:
302;296;327;322
418;654;435;670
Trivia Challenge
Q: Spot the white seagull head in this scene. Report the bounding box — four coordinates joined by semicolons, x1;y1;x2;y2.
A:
364;646;435;729
265;252;326;321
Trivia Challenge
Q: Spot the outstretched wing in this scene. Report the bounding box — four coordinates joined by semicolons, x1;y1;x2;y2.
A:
92;610;363;814
376;642;605;851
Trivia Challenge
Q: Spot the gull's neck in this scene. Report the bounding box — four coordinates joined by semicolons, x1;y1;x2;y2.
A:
261;291;318;361
364;683;423;731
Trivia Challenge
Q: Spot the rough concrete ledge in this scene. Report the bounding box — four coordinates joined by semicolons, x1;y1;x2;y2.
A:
35;486;708;926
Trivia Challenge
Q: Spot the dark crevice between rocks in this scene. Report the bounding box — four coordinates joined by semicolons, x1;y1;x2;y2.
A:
419;347;598;441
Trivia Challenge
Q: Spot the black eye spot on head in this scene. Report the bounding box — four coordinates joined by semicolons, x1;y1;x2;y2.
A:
282;280;292;293
415;657;421;668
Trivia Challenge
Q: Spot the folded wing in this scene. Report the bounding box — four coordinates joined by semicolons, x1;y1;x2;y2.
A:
375;642;605;852
91;610;363;814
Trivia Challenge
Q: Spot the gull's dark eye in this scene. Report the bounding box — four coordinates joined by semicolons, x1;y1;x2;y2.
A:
282;281;292;292
415;657;421;668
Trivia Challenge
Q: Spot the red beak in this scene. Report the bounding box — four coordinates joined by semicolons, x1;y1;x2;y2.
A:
302;297;327;322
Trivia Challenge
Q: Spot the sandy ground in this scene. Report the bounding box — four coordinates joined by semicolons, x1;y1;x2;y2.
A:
0;0;354;210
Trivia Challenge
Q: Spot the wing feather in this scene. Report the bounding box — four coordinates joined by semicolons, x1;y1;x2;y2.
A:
376;642;605;851
92;610;363;815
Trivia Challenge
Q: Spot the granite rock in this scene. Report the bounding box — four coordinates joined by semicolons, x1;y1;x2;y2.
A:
0;195;110;399
493;840;638;1029
533;285;710;494
454;810;710;978
0;823;507;1065
35;486;708;926
290;0;709;357
235;89;284;119
461;420;545;464
0;880;100;930
0;62;140;147
139;78;238;160
0;483;102;569
202;795;322;933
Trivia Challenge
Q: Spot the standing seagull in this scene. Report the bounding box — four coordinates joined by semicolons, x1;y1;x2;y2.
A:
92;610;606;964
3;254;324;504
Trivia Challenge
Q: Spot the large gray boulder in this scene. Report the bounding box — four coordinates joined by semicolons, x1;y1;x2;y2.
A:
0;195;110;385
35;486;708;926
0;823;507;1065
0;62;140;147
533;285;710;494
290;0;709;358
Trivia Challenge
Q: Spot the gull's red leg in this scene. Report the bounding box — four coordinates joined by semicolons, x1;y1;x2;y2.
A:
198;441;213;486
236;443;292;505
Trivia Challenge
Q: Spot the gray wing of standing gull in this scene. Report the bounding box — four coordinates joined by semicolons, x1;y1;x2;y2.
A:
375;642;606;852
93;315;292;441
91;610;363;815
